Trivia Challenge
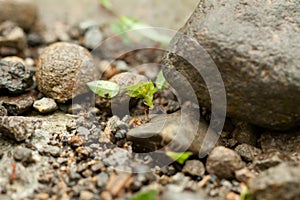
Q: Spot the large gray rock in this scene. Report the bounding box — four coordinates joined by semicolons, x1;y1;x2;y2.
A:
248;162;300;200
162;0;300;131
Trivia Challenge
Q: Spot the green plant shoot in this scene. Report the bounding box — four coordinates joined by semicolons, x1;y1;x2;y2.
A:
241;185;252;200
125;81;158;109
166;151;192;165
87;80;120;98
129;189;157;200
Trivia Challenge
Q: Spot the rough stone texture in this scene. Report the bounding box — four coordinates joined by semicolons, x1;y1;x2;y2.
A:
162;0;300;131
259;128;300;161
0;21;27;51
206;146;245;179
33;97;58;114
235;143;262;162
127;111;219;156
182;160;205;177
0;106;7;116
36;42;97;103
0;0;38;31
248;162;300;200
0;60;33;94
1;91;37;115
0;116;41;141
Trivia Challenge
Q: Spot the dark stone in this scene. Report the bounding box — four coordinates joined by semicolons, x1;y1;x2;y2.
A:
1;91;37;115
0;60;33;94
162;0;300;131
235;143;262;162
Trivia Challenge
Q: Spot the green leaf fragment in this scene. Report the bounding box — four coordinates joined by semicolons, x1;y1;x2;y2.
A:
125;81;157;109
98;0;112;9
130;189;157;200
166;151;192;165
155;70;167;90
87;80;120;98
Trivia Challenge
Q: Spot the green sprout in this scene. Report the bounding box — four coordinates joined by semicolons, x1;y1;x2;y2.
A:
241;185;252;200
166;151;192;165
98;0;112;9
125;81;157;109
87;80;120;98
129;189;157;200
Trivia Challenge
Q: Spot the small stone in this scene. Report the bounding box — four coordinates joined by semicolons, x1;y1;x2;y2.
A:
41;145;61;157
84;26;103;49
0;0;38;31
0;105;7;116
0;116;41;141
182;160;205;177
206;146;245;179
36;42;97;103
248;162;300;200
2;56;25;65
235;168;255;182
1;91;37;115
0;60;33;94
0;21;26;51
79;190;94;200
162;191;206;200
13;147;33;164
33;97;58;113
35;193;49;200
96;172;109;187
235;144;262;162
100;191;112;200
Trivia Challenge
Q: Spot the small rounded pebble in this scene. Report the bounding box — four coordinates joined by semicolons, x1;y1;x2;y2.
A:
33;97;58;113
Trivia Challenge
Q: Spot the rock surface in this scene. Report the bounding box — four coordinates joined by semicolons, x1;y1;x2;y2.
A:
206;146;245;179
0;105;7;116
0;60;33;94
36;42;97;103
127;111;219;155
162;0;300;131
0;0;38;31
0;116;41;141
248;162;300;200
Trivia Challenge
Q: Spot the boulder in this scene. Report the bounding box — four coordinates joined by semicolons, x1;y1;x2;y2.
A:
162;0;300;130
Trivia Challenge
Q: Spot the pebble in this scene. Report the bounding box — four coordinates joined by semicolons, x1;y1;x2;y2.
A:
1;91;37;115
0;105;7;116
206;146;245;179
0;21;26;51
162;191;206;200
79;190;94;200
35;193;49;200
0;60;33;94
0;116;41;141
248;162;300;200
40;145;61;157
36;42;97;103
33;97;58;114
13;147;33;164
182;160;205;177
235;143;262;162
235;168;255;182
2;56;25;65
84;26;103;49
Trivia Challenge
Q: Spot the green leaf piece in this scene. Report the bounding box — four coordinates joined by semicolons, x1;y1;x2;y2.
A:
98;0;112;9
125;81;158;109
241;186;252;200
155;70;167;90
87;80;120;98
130;189;157;200
166;151;192;165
